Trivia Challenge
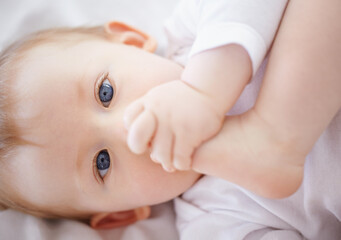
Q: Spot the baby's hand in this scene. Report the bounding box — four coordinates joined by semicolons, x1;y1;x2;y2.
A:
124;80;224;172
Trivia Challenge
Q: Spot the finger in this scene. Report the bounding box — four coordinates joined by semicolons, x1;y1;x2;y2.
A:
124;100;144;130
150;123;175;172
127;109;156;154
173;134;195;171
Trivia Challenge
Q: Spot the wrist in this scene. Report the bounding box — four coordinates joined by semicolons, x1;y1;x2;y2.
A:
181;44;252;113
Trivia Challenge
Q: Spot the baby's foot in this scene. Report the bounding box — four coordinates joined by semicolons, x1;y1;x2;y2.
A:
192;110;305;199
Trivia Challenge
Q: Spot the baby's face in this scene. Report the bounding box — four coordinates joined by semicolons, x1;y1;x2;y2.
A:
10;38;200;216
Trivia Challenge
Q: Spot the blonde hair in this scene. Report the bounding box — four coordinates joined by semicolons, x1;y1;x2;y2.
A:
0;26;107;220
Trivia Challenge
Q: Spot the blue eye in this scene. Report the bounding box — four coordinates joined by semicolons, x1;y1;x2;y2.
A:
99;79;114;107
96;150;110;178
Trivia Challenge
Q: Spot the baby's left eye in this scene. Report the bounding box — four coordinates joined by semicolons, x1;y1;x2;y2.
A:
98;79;114;107
96;150;110;179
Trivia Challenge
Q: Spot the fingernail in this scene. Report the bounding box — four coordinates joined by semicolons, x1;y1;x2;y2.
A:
150;154;158;163
174;160;184;170
164;165;175;173
173;160;180;169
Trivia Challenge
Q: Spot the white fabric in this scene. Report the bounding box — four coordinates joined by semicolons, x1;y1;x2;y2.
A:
164;0;288;75
0;0;178;55
0;0;181;239
167;1;341;239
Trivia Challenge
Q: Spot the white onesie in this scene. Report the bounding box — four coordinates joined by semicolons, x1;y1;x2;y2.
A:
164;0;341;239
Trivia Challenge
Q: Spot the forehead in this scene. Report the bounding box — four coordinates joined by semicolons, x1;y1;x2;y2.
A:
9;41;108;207
13;39;117;131
14;49;80;143
14;43;87;114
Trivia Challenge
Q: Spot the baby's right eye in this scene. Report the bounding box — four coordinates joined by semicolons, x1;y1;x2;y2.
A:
98;78;114;107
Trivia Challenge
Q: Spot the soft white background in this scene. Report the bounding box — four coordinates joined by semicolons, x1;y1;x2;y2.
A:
0;0;179;54
0;0;181;239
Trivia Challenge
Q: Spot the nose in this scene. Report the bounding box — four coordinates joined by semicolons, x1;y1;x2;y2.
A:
102;107;128;149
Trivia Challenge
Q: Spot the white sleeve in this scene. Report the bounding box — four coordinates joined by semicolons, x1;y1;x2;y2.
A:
164;0;199;66
165;0;288;75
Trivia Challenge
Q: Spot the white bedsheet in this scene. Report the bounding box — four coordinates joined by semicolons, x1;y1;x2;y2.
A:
0;0;180;239
0;202;178;240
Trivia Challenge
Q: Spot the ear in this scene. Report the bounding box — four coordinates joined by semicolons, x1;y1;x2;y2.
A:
104;21;157;52
90;206;151;229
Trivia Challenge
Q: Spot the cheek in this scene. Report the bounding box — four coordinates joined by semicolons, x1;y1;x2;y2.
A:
130;162;195;205
119;155;181;205
109;145;198;208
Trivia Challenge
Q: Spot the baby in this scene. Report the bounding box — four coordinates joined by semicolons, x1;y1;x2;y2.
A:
0;0;286;222
0;0;340;239
0;21;208;228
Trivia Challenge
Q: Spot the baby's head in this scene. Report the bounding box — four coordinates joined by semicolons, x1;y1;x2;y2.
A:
0;22;200;228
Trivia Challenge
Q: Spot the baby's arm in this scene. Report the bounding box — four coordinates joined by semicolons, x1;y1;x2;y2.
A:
182;44;251;118
125;0;288;172
124;44;251;172
192;0;341;198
